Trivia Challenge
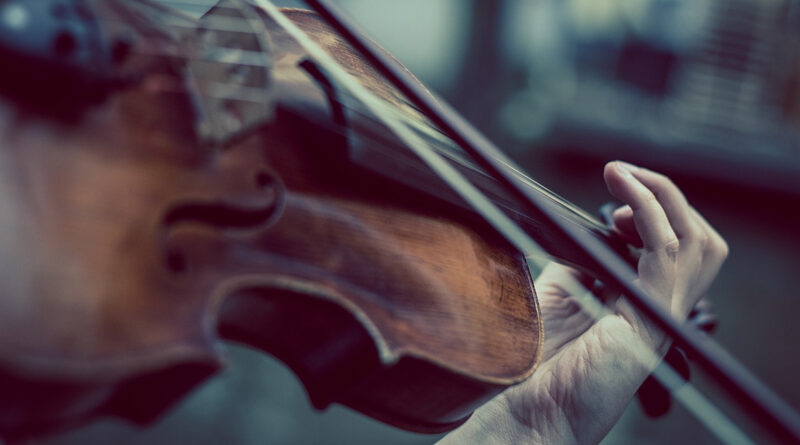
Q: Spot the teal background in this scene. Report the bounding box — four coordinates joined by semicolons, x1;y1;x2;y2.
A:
32;1;800;443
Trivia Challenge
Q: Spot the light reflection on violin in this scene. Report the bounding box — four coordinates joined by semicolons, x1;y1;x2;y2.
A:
0;1;796;444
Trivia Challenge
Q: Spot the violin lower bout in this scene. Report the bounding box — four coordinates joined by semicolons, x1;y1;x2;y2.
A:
180;115;546;432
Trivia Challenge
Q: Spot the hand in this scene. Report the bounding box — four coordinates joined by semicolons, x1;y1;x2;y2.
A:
438;161;728;445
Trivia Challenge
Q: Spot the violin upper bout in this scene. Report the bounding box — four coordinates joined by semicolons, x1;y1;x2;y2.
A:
0;3;544;439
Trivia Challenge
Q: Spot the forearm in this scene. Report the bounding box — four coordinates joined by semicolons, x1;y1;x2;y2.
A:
435;397;542;445
437;387;586;445
552;317;659;443
439;315;663;445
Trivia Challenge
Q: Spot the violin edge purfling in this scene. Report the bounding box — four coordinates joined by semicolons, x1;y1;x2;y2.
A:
0;3;543;440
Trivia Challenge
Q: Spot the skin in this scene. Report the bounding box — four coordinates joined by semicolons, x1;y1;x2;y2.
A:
438;161;729;445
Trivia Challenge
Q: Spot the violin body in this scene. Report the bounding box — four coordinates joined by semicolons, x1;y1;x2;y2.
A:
0;3;542;439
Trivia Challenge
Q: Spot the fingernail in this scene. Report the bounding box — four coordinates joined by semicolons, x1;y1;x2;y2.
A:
613;204;633;216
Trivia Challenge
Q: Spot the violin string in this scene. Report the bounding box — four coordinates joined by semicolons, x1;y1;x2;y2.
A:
298;0;800;440
101;0;605;230
330;91;607;229
146;76;271;102
109;0;600;222
116;2;754;440
123;1;761;442
252;0;545;259
103;2;265;34
131;45;271;68
233;0;273;63
250;1;756;443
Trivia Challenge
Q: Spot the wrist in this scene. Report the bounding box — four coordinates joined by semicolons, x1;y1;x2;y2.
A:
436;396;543;445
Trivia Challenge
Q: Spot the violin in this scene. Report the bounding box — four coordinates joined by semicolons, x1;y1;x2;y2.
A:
0;0;796;443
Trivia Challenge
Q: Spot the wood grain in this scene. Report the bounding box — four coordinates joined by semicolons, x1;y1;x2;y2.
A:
0;5;542;439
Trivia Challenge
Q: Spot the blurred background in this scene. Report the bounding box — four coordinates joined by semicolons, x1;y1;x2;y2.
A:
45;0;800;443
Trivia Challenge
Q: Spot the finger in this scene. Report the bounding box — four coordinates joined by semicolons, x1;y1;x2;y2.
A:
535;263;596;361
690;206;729;294
692;206;728;261
611;205;641;244
604;162;678;254
625;165;704;243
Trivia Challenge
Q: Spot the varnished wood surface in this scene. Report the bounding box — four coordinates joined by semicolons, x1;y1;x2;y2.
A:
0;4;541;439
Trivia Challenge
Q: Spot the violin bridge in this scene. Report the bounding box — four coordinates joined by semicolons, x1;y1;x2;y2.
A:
185;0;276;146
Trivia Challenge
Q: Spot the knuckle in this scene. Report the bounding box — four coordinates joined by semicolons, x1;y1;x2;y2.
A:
717;239;730;259
706;236;729;261
698;232;709;250
664;237;681;259
641;190;659;207
653;172;674;188
629;188;658;211
650;172;677;194
683;223;708;247
650;173;687;207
